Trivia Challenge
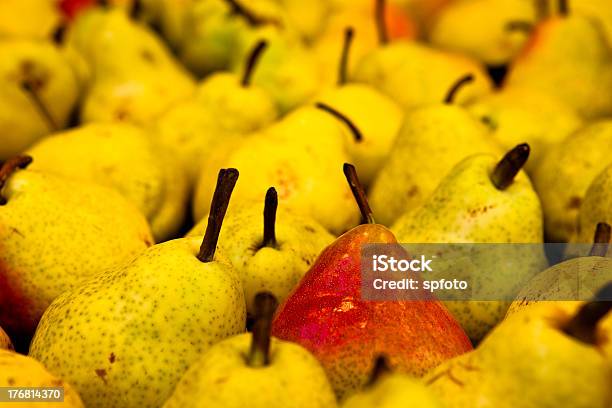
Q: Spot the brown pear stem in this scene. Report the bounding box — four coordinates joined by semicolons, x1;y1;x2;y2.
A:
224;0;277;27
343;163;374;224
197;168;239;262
0;156;33;205
241;40;268;87
21;79;58;132
444;74;475;104
563;282;612;345
338;27;354;85
51;23;67;44
589;222;611;257
315;102;362;142
248;292;278;367
130;0;143;19
367;355;391;386
505;21;535;33
490;143;530;190
534;0;550;21
262;187;278;248
375;0;388;44
558;0;569;16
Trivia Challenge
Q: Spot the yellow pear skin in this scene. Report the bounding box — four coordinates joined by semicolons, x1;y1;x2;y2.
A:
533;120;612;242
0;349;85;408
27;122;189;241
392;149;546;341
0;40;80;161
352;41;493;111
467;87;583;172
163;333;337;408
369;104;501;226
0;326;11;350
574;164;612;244
29;236;246;408
0;0;60;39
0;160;153;340
425;302;612;408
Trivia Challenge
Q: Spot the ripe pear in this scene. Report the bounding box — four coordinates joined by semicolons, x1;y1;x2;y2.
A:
0;349;85;407
0;39;80;161
164;293;337;408
532;120;612;242
192;105;360;234
0;326;12;350
428;0;536;65
152;40;278;183
574;165;612;246
505;3;612;119
188;188;334;315
316;28;404;187
0;0;61;39
29;169;246;408
467;87;583;172
0;156;153;343
342;356;443;408
67;7;195;125
426;284;612;408
369;75;501;226
393;144;547;341
27;122;188;241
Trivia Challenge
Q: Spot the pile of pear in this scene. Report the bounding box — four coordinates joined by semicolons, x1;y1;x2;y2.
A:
1;0;612;407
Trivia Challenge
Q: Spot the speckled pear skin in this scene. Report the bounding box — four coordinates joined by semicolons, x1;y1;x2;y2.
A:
0;349;85;407
188;203;334;315
505;14;612;119
29;236;246;408
0;326;12;350
27;122;189;241
272;224;472;401
163;333;337;408
392;153;546;341
574;163;612;246
342;373;443;408
533;120;612;242
425;303;612;408
369;104;501;226
0;168;153;341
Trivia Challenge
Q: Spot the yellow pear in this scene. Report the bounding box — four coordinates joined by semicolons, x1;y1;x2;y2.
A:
0;326;12;350
574;164;612;245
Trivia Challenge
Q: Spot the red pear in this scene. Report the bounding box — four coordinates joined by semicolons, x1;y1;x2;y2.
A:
272;164;472;400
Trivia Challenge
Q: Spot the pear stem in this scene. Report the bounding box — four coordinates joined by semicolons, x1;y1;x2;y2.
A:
444;74;475;104
130;0;143;19
338;27;354;85
315;103;362;142
563;282;612;345
241;40;268;87
367;355;391;386
535;0;550;20
589;222;611;257
0;156;33;205
375;0;389;44
197;168;239;263
490;143;530;190
224;0;277;27
51;23;67;44
505;21;534;33
262;187;278;248
343;163;374;224
558;0;569;16
20;79;58;132
248;292;278;367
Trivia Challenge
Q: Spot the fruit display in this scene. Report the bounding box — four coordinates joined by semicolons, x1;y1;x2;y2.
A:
0;0;611;407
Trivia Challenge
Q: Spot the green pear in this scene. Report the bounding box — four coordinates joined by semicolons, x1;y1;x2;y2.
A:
67;7;195;125
369;75;502;226
428;0;536;66
425;285;612;408
152;40;278;183
467;87;583;172
27;122;189;241
0;0;60;39
315;27;404;187
505;3;612;119
532;120;612;242
0;349;85;407
0;156;153;342
29;169;246;408
574;165;612;245
342;356;443;408
192;105;360;234
0;39;80;161
163;292;337;408
392;144;547;341
188;187;334;315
